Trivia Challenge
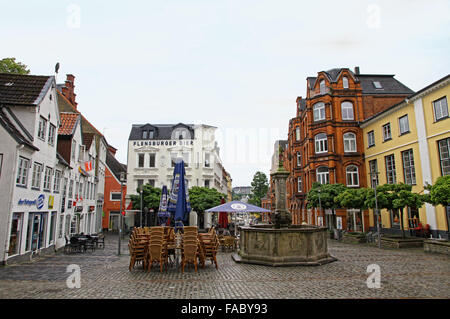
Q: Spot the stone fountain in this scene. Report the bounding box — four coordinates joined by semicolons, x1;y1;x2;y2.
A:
232;149;337;266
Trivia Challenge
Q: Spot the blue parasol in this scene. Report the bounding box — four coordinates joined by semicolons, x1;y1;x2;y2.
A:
168;159;191;232
157;185;170;225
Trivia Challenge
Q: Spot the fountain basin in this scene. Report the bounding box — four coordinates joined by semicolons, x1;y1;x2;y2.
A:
232;224;337;266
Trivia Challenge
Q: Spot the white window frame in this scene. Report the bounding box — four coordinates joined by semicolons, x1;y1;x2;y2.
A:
296;152;301;167
341;101;354;120
319;80;326;94
316;167;329;184
343;132;357;153
297;176;302;192
31;162;43;189
367;130;375;147
385;154;397;184
48;124;56;146
43;166;53;191
313;102;326;122
54;170;61;193
343;76;349;89
346;165;359;187
204;152;210;168
402;149;416;185
16;157;29;186
399;115;410;135
38;116;47;140
315;133;328;154
382;123;392;141
138;153;145;168
110;192;122;201
433;97;448;121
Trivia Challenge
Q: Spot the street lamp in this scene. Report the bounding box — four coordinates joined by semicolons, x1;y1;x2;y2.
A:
118;172;126;256
318;188;322;227
140;186;144;227
370;171;381;249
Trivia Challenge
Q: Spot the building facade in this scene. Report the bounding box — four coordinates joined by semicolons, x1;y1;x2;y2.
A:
126;123;229;228
362;74;450;238
0;74;63;264
284;67;414;231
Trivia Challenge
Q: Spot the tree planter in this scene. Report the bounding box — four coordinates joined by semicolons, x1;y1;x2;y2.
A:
342;232;367;244
424;239;450;255
381;236;424;249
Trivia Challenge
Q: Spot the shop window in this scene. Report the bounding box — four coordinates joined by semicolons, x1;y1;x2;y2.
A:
8;213;23;255
408;207;420;229
390;210;401;229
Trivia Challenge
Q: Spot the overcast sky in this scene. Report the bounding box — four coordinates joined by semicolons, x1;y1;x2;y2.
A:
1;0;449;186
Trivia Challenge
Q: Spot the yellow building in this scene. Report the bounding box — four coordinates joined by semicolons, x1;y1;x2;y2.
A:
361;74;450;239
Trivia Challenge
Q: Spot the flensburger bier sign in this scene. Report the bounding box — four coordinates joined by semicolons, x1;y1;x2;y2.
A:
133;140;194;147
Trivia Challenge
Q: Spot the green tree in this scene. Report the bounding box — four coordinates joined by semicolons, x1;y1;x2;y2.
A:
0;57;30;74
250;171;269;207
335;187;369;232
188;186;223;228
425;175;450;207
130;184;162;226
306;182;347;229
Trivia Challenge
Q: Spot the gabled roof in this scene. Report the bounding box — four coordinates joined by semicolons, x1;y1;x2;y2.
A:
58;112;80;136
0;73;53;106
129;123;196;141
0;105;38;150
106;150;127;181
83;132;95;150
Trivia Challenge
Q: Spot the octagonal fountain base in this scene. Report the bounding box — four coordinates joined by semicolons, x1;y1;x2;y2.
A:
232;224;337;267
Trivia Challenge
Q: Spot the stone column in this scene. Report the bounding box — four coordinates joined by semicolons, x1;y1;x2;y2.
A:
271;153;292;228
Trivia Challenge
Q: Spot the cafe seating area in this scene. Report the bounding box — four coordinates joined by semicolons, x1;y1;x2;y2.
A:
128;226;223;273
64;233;105;254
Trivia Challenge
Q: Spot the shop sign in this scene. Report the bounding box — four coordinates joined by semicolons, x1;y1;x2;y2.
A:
18;194;45;210
48;195;54;209
74;206;83;212
133;140;193;147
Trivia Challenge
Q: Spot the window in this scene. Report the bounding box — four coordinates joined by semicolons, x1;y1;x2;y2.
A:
385;155;397;184
367;131;375;147
401;149;416;185
346;165;359;187
142;130;148;139
71;140;77;161
295;127;301;141
399;115;410;135
137;179;144;191
111;192;121;201
297;176;302;192
58;214;64;239
78;145;85;162
319;80;326;94
343;132;357;152
16;157;29;186
171;152;178;167
48;124;56;146
369;160;379;188
433;97;448;121
68;180;74;198
205;153;210;167
373;81;383;89
313;102;326;121
205;180;210;188
149;153;156;167
54;170;61;193
382;123;391;141
316;167;329;184
315;133;328;153
0;153;2;178
148;179;155;187
341;102;354;120
390;210;400;229
31;162;43;189
138;153;145;168
43;167;52;191
149;130;154;139
49;212;57;244
38;116;47;140
8;213;23;255
438;138;450;176
182;152;190;167
296;152;301;167
342;76;349;89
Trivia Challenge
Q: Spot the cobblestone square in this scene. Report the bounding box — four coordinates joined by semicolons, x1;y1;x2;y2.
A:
0;234;448;299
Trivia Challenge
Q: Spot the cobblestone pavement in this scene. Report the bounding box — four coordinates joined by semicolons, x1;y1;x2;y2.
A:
0;234;449;299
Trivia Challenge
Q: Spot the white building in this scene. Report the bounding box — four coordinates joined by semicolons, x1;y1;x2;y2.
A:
126;123;229;228
0;74;63;264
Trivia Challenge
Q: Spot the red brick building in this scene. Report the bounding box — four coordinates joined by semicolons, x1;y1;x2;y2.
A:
102;147;127;231
285;67;414;231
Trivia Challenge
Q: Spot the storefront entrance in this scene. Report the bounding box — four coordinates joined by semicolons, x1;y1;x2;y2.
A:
26;212;48;252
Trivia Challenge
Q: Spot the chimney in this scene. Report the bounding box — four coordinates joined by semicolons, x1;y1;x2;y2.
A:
61;74;78;109
354;66;360;75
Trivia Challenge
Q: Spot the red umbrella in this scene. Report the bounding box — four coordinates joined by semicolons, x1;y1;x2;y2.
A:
218;198;228;229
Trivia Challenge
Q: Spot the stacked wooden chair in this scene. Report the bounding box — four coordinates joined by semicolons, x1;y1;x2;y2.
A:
128;227;150;271
180;226;200;273
198;227;220;269
146;226;169;272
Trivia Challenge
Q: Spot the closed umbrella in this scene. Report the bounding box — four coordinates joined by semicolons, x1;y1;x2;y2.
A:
218;197;228;229
168;159;191;232
157;185;170;226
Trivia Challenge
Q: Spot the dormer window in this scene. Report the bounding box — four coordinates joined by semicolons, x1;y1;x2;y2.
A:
373;81;383;89
149;130;154;139
343;77;349;89
142;131;148;139
319;80;326;94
